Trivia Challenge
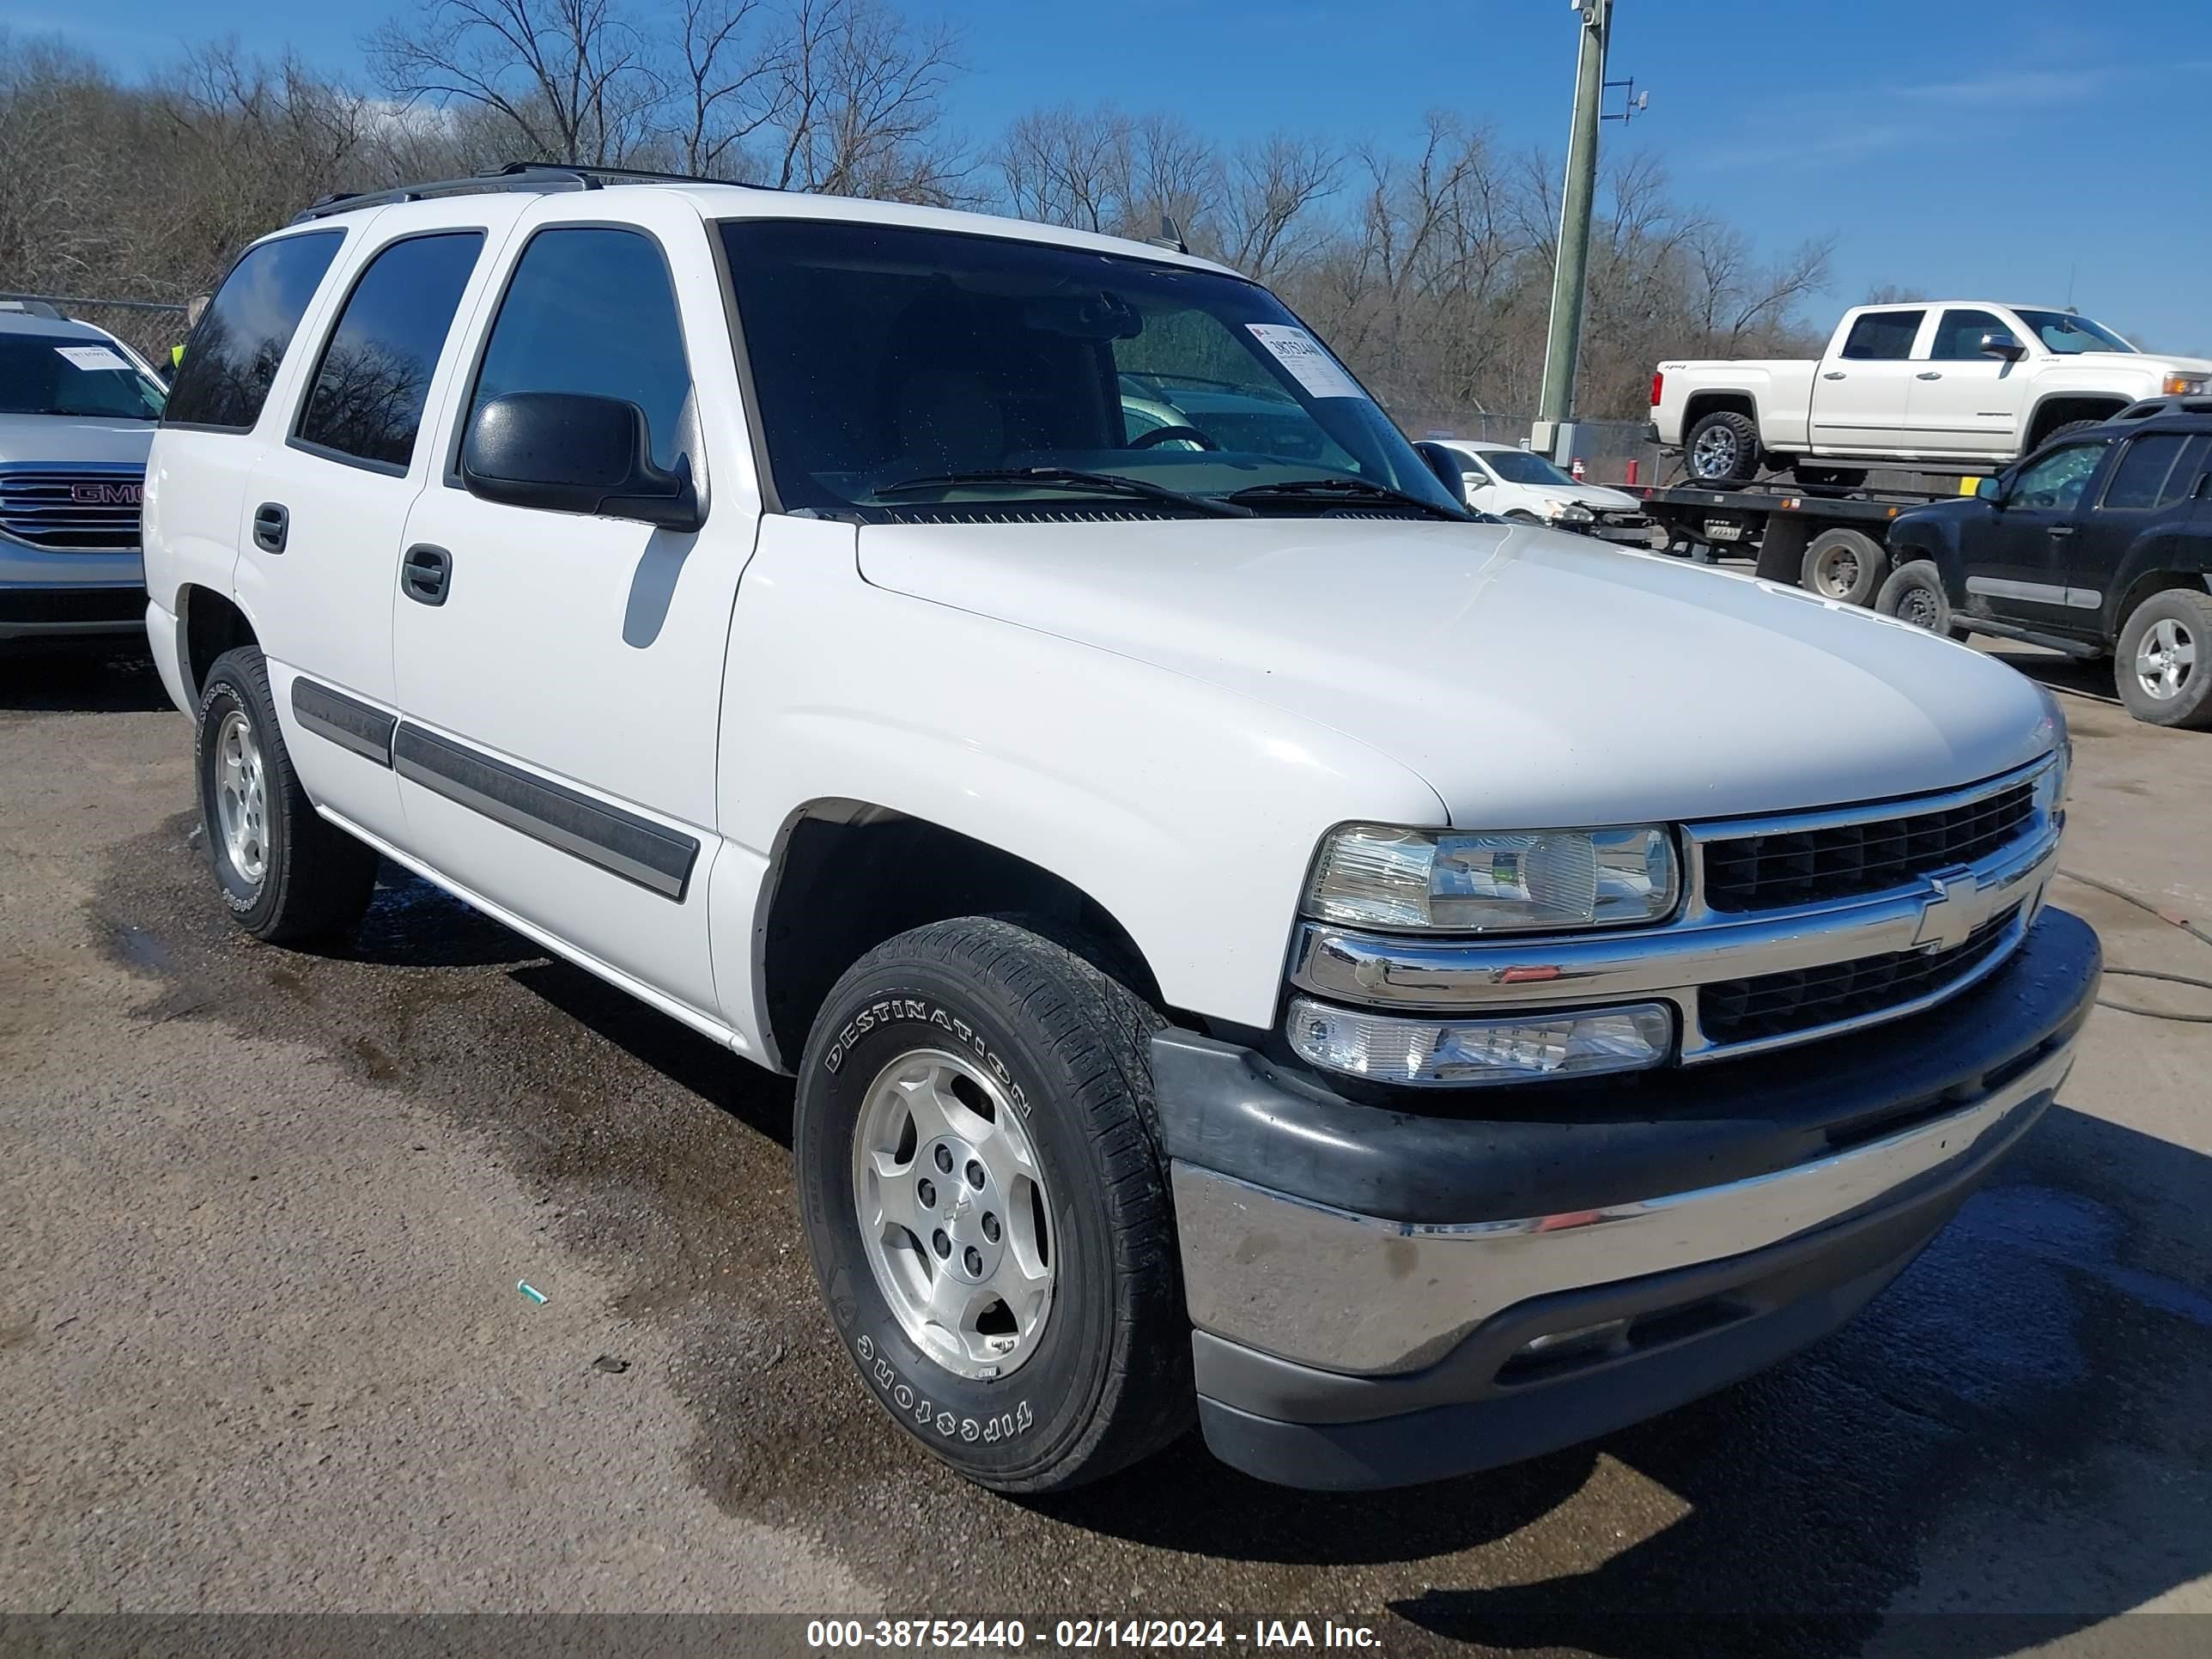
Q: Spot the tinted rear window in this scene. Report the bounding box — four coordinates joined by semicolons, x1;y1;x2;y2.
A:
296;231;484;471
165;230;344;431
2101;433;2191;511
1840;310;1923;361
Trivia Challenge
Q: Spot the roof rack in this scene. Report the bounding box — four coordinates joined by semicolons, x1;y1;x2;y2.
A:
293;161;760;223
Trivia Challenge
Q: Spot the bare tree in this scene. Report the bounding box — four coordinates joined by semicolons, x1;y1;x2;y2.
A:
367;0;662;165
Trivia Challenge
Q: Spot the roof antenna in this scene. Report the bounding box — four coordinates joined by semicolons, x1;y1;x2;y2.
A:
1148;216;1188;255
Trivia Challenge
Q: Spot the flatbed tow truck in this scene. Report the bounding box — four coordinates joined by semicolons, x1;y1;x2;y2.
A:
1629;468;1981;608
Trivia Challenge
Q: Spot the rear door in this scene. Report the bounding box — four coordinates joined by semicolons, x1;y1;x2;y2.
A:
1808;308;1924;455
1905;307;2024;461
2069;431;2209;628
1966;437;2112;624
389;194;761;1024
237;204;520;841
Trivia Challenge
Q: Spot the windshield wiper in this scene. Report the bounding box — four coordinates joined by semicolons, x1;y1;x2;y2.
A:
871;466;1251;518
1224;476;1468;520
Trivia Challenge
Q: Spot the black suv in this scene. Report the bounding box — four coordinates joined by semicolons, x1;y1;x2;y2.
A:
1878;397;2212;728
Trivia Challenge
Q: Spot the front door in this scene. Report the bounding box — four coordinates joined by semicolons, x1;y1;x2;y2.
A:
389;198;760;1025
1967;438;2112;624
1904;307;2025;461
2067;432;2211;623
1808;307;1924;456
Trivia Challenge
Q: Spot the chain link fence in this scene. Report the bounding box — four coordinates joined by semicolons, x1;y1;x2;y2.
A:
0;294;191;368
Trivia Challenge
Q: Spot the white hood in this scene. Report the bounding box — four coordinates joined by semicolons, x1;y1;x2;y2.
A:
1528;482;1639;512
857;518;2058;827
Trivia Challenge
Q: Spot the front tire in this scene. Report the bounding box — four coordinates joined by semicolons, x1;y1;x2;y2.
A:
195;646;378;942
794;916;1191;1492
2116;589;2212;728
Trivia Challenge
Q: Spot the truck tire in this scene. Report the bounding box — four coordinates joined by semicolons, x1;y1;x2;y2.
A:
1874;560;1966;641
2115;589;2212;729
2037;418;2107;449
1802;527;1887;606
793;915;1191;1492
1684;410;1760;484
194;645;379;942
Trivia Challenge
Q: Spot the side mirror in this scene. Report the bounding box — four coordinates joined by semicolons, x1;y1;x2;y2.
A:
1415;441;1473;493
1978;330;2026;362
1975;476;2005;504
461;392;702;532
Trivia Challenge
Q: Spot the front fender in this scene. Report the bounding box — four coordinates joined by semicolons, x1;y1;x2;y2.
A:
715;516;1446;1038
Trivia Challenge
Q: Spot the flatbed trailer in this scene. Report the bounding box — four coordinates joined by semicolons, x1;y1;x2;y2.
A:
1629;475;1978;607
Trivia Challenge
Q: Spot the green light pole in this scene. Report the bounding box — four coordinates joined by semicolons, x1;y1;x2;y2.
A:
1533;0;1612;461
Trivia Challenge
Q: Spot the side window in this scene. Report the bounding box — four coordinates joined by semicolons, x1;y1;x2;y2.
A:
1929;308;2008;362
1839;310;1924;361
465;228;691;471
2100;434;2191;512
2013;442;2107;511
164;231;344;430
296;231;485;471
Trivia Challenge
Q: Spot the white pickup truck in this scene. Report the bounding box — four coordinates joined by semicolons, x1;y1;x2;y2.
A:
1653;301;2212;485
142;167;2097;1494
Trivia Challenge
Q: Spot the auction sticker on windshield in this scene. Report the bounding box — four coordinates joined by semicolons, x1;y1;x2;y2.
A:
54;345;132;372
1245;324;1365;400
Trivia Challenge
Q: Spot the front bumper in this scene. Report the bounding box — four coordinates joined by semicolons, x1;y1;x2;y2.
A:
0;535;145;641
1156;906;2100;1490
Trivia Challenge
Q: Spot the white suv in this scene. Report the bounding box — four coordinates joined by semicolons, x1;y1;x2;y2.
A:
143;165;2099;1495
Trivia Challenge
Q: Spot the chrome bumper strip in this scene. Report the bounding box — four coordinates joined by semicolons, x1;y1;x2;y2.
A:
1173;1039;2074;1376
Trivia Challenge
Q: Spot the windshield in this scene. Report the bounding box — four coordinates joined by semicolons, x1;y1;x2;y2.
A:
717;218;1461;519
1476;448;1576;487
2013;310;2136;356
0;333;166;418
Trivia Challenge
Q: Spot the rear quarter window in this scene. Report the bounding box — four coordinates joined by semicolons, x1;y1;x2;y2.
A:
164;230;344;432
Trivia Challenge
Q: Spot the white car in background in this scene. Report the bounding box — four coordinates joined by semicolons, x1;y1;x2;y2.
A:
1421;439;1653;543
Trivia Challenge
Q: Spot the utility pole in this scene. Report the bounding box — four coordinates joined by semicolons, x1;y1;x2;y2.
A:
1532;0;1611;463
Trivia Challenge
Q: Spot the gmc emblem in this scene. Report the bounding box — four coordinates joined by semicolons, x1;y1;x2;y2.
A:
71;481;143;506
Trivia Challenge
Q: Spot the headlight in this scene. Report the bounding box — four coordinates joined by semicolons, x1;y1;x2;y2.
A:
1305;824;1679;933
1547;501;1595;523
2032;744;2070;823
2163;373;2210;396
1288;997;1672;1087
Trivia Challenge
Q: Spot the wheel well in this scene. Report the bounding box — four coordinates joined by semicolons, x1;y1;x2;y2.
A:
2110;570;2211;635
180;585;257;701
1681;391;1757;434
2026;396;2127;451
757;807;1163;1071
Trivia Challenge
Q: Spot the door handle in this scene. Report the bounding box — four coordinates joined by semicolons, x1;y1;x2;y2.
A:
2048;526;2077;541
1821;371;1847;380
1916;370;1942;380
252;501;289;554
401;544;453;606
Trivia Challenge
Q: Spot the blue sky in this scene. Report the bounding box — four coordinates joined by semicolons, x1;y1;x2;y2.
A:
9;0;2209;351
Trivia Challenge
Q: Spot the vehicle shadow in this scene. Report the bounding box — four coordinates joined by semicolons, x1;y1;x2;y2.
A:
0;644;172;713
1057;1105;2212;1653
1973;643;2121;708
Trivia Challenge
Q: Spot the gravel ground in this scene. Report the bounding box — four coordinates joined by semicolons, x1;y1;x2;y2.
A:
3;641;2209;1658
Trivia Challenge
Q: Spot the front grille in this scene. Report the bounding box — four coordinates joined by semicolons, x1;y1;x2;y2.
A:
0;468;147;550
1699;904;2021;1045
1702;780;2036;913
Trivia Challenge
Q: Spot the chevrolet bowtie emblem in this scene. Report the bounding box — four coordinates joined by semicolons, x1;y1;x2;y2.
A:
1912;870;1982;954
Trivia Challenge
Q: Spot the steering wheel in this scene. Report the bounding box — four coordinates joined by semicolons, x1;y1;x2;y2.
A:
1127;424;1219;451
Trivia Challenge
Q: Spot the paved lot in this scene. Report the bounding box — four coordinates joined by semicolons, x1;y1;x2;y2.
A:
3;640;2209;1656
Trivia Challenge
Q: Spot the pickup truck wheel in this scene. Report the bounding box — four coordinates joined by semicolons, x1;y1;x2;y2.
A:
194;646;379;942
793;916;1190;1492
2116;590;2212;728
2039;419;2107;448
1685;410;1760;484
1874;559;1966;641
1802;527;1887;605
